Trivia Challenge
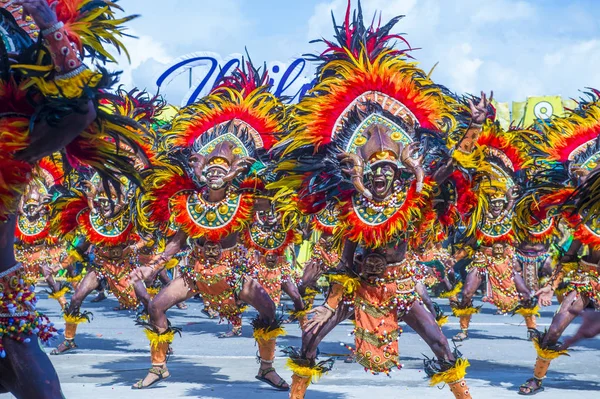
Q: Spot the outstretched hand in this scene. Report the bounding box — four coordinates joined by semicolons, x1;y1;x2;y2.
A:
14;0;59;31
534;285;553;307
302;306;334;334
467;91;493;125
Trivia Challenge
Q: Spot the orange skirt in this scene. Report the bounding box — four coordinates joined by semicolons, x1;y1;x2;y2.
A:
183;247;246;320
354;263;419;373
94;255;138;309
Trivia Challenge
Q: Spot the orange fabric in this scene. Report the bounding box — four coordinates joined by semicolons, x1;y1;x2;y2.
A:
150;341;169;365
64;322;78;340
184;247;244;321
252;256;287;304
354;264;418;373
95;255;138;309
459;315;471;330
325;283;344;309
533;357;551;380
524;315;537;329
473;249;519;313
449;379;472;399
257;336;277;361
290;374;310;399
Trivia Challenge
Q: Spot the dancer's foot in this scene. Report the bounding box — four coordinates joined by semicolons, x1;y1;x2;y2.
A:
519;378;544;395
51;339;77;355
452;331;468;341
132;365;170;389
201;308;218;319
175;302;188;310
255;365;289;391
91;292;107;303
218;327;242;338
113;305;129;311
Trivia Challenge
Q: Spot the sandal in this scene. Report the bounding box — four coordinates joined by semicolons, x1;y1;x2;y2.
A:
219;328;242;338
518;378;544;395
452;331;468;342
201;308;218;319
51;340;77;355
255;367;289;391
131;366;170;389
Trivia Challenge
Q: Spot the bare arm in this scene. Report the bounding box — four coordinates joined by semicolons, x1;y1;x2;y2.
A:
536;238;582;306
433;92;492;185
151;229;187;268
16;102;97;163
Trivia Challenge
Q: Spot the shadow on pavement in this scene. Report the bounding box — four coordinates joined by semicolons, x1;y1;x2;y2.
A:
467;358;600;392
185;385;344;399
78;356;228;388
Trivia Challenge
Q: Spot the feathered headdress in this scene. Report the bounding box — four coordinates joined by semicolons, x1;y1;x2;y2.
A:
138;60;284;236
270;0;462;213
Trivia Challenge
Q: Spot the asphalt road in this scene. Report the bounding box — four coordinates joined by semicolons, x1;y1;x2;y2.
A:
2;287;599;399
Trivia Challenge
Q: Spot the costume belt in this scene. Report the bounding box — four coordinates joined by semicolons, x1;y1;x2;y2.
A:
95;246;125;260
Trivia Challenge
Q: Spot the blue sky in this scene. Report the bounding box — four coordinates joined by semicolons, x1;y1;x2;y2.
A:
115;0;600;105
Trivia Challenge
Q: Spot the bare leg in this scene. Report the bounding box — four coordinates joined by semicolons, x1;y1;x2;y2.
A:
301;303;353;359
51;270;100;354
0;338;63;399
403;302;453;361
134;277;195;388
452;269;482;341
298;260;322;297
459;269;482;307
513;271;532;299
542;291;586;346
416;282;437;318
238;278;276;320
519;291;587;394
133;280;151;311
239;278;288;389
148;277;195;331
41;265;61;293
282;279;305;312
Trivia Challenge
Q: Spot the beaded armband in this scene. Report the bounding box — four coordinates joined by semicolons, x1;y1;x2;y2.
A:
42;24;82;76
0;264;57;357
26;25;102;98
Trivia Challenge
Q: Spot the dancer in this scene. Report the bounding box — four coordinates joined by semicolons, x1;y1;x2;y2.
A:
130;63;290;390
518;94;600;395
0;0;140;396
451;124;540;341
269;4;489;397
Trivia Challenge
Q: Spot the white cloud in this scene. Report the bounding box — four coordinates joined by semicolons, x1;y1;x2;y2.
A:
106;0;600;104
